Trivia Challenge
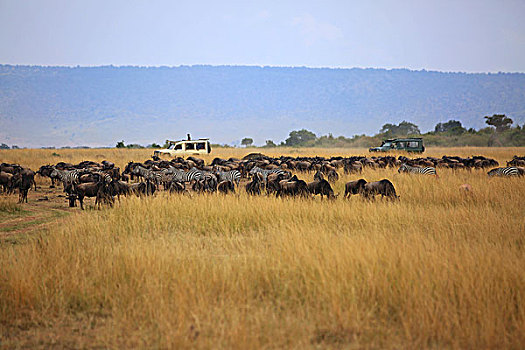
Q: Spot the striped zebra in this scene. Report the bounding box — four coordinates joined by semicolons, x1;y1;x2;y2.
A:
92;171;113;184
398;164;437;175
487;167;524;177
131;166;163;184
182;167;217;192
170;167;205;183
249;166;289;182
50;167;82;190
214;169;241;186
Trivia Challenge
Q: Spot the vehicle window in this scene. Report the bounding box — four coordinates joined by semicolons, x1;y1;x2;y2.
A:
383;142;392;147
185;143;195;150
196;142;205;150
168;144;175;150
396;142;405;149
408;141;419;148
174;144;182;150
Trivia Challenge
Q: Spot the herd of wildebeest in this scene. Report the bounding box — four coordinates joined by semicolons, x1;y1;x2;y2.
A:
1;154;524;209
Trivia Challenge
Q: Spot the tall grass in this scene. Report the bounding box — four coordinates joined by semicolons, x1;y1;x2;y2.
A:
0;147;524;348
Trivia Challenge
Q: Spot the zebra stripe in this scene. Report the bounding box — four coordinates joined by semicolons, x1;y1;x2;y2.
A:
132;166;163;184
92;171;113;184
51;168;82;188
398;164;437;175
249;166;288;182
215;170;241;186
170;167;205;183
487;167;522;177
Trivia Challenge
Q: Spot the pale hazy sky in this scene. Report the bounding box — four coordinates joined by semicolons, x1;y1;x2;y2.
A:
1;0;524;72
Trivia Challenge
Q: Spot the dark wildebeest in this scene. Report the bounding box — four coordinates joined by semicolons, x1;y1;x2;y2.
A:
313;171;324;181
307;179;335;199
218;180;235;194
37;165;57;187
276;175;309;198
266;173;287;195
361;179;399;201
344;179;367;198
344;161;363;174
326;169;339;183
246;172;263;195
12;171;35;203
101;160;115;169
0;171;14;194
169;181;186;194
72;180;114;210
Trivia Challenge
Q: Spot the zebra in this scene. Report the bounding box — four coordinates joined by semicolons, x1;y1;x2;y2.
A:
50;167;82;190
92;171;113;184
487;167;524;177
170;167;205;183
214;169;241;186
398;164;437;176
181;167;217;192
249;166;289;182
131;166;163;184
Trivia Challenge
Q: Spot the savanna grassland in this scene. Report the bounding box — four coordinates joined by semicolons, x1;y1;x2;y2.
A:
1;147;524;349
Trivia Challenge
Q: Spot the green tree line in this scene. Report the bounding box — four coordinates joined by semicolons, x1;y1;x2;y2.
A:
253;114;525;148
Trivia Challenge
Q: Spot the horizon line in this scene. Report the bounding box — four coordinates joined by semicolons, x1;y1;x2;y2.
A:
1;63;524;75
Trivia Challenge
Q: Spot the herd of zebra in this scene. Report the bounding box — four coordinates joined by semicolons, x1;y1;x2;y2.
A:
1;154;524;207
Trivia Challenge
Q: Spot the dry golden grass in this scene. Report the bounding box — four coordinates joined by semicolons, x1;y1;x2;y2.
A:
1;147;524;349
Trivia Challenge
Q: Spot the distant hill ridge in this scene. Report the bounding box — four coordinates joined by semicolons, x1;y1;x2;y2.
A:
0;64;524;147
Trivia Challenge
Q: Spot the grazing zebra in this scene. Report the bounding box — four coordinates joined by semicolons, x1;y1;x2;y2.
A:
398;164;437;176
131;166;163;184
50;167;82;189
171;167;205;183
249;166;289;182
214;169;241;186
92;171;113;184
487;167;524;177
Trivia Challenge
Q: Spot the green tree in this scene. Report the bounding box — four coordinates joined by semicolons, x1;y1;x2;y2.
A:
241;137;254;147
285;129;317;147
484;114;513;132
116;140;125;148
435;120;466;134
380;121;420;136
264;140;277;147
0;143;10;149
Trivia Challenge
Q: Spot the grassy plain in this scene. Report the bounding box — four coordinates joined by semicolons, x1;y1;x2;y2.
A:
1;147;524;349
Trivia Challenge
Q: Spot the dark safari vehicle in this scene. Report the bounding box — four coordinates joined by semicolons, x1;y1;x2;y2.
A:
369;138;425;153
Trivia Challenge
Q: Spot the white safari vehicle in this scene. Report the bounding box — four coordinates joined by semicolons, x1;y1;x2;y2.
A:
153;136;212;157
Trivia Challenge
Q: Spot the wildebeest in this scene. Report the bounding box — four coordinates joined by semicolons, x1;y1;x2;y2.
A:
266;173;287;195
218;180;235;194
37;165;58;187
12;170;35;203
72;180;114;210
246;172;263;195
344;179;367;198
0;171;14;194
344;161;363;174
276;175;309;198
169;181;186;194
307;179;335;199
361;179;398;200
326;169;339;183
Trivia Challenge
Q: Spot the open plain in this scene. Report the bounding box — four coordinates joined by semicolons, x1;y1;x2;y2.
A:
1;147;524;349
